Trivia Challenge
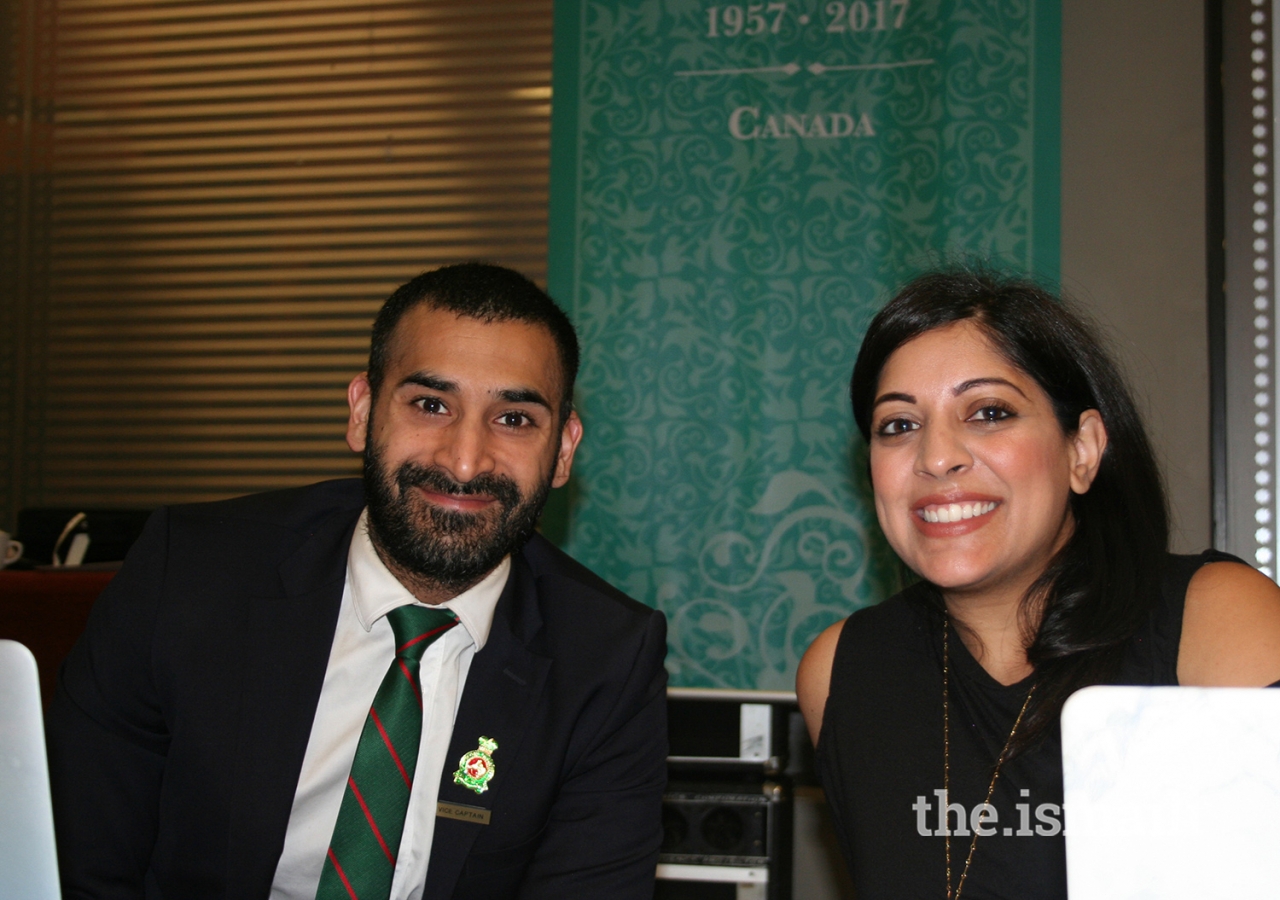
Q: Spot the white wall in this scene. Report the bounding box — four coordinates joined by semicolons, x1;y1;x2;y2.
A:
1061;0;1210;553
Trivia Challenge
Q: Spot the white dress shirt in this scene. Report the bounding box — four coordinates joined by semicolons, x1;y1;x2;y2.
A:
269;509;509;900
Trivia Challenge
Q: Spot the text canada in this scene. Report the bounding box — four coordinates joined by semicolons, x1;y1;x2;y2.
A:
729;107;875;140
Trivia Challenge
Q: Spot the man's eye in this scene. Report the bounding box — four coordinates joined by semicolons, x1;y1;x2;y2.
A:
876;418;917;436
499;412;531;428
417;397;447;414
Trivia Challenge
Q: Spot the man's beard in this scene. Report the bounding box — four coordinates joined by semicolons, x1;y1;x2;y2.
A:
363;441;552;594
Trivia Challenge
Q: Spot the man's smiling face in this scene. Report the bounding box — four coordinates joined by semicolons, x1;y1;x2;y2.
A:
345;303;582;600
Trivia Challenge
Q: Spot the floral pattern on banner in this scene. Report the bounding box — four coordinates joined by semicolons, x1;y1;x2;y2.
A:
558;0;1050;689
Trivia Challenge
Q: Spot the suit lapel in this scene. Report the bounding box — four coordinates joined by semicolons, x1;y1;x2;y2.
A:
224;508;358;899
423;551;552;900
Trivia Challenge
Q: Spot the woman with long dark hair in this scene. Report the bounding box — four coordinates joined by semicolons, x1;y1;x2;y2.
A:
797;268;1280;898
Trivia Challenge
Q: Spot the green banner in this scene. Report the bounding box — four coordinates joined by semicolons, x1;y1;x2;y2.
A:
548;0;1059;690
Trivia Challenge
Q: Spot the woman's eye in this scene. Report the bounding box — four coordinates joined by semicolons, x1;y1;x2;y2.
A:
877;418;918;436
970;404;1013;423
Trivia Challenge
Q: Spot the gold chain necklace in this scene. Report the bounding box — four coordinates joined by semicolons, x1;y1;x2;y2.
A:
943;614;1036;900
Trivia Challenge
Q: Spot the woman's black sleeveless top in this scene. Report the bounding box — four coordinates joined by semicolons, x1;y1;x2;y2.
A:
814;551;1236;900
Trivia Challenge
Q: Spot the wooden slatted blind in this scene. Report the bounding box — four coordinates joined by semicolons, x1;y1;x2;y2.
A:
4;0;554;523
2;0;56;530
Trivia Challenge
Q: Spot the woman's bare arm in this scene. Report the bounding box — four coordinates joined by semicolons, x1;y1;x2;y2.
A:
1179;561;1280;686
796;620;846;745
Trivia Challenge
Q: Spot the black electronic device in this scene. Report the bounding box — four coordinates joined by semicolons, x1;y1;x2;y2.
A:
662;783;773;864
658;690;796;900
656;779;792;900
666;688;793;772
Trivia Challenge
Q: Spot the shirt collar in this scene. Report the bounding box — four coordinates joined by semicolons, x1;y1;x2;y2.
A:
347;508;509;650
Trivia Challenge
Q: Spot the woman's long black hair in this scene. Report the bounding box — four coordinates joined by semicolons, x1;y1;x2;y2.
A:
850;267;1170;752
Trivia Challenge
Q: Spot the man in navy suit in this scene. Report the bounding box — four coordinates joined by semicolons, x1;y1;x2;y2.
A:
47;263;668;899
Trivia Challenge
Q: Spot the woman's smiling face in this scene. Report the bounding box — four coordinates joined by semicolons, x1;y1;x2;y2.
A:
868;319;1107;604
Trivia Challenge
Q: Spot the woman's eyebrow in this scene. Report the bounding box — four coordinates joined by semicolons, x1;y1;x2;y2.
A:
954;377;1028;398
871;391;915;409
872;378;1028;410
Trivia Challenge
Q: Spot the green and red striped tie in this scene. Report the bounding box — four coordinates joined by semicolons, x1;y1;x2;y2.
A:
316;605;459;900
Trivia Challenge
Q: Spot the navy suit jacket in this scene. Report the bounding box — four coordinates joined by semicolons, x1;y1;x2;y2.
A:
46;479;668;899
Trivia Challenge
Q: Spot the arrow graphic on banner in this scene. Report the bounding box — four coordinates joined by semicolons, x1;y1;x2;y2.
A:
675;59;935;78
675;63;802;77
807;59;935;74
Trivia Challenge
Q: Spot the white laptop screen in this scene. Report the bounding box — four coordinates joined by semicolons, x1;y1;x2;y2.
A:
0;640;62;900
1062;685;1280;900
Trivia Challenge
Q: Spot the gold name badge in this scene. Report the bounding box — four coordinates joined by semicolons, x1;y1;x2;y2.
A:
436;801;491;825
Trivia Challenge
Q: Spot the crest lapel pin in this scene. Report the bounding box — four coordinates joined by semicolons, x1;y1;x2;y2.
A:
453;736;498;794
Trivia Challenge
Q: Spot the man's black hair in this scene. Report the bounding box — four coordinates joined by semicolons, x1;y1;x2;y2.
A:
368;262;580;419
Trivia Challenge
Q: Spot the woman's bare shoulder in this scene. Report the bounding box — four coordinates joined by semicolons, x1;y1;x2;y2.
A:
796;619;847;746
1179;560;1280;686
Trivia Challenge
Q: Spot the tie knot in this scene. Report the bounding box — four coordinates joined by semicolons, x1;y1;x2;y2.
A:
386;605;459;662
